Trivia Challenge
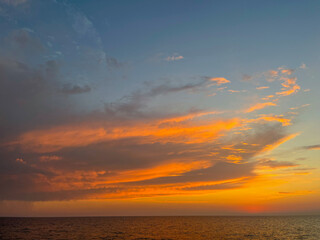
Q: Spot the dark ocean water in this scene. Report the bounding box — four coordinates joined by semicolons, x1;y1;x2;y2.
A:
0;216;319;240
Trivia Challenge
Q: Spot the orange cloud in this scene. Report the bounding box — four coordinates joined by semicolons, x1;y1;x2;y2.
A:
281;69;294;75
9;118;241;153
276;77;300;96
256;86;270;90
15;158;26;164
158;111;220;124
276;85;300;96
209;77;230;85
261;95;274;101
104;160;212;184
150;119;241;144
266;70;278;81
226;155;242;163
245;102;277;113
49;160;212;190
269;70;278;76
248;115;292;126
217;87;227;91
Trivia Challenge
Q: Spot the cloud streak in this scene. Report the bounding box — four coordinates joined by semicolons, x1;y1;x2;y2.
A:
245;102;277;113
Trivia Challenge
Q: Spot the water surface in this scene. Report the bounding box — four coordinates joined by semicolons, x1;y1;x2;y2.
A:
1;216;319;240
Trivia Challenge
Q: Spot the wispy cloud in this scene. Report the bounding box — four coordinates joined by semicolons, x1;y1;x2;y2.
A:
302;144;320;150
106;57;126;69
247;114;292;126
245;102;277;113
165;54;184;61
228;89;240;93
256;86;270;90
299;63;307;69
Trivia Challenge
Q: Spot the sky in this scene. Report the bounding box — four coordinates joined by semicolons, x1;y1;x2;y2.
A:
0;0;319;217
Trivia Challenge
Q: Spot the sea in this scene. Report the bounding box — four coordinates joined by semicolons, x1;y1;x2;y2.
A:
0;216;319;240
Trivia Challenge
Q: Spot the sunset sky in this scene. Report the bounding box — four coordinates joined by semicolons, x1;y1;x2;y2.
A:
0;0;320;217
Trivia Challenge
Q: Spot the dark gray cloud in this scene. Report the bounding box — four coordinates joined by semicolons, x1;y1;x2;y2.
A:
0;147;55;176
302;144;320;150
60;83;91;94
4;29;45;57
0;183;122;201
0;58;51;134
147;81;206;96
259;159;298;169
0;57;78;139
104;79;207;118
38;140;202;172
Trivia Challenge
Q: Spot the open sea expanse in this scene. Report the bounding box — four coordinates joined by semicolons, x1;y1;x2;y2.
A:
0;216;319;240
